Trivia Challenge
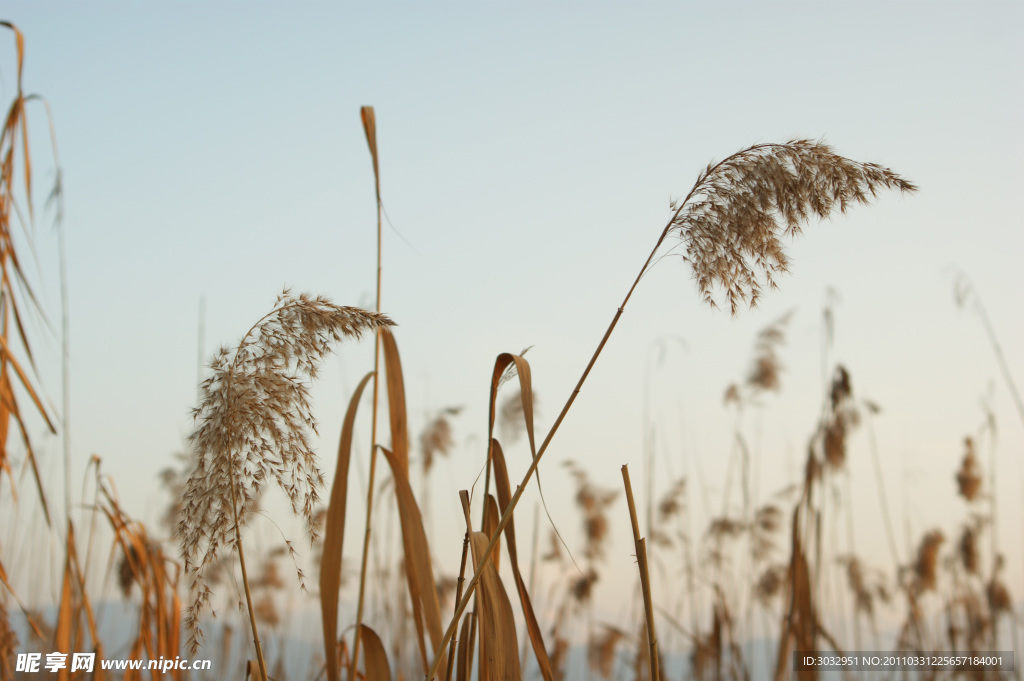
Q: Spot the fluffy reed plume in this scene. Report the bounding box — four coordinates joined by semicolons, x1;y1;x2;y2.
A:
751;503;782;561
650;476;686;547
589;625;625;679
839;556;889;616
176;290;392;653
913;530;945;592
500;388;536;445
986;556;1011;616
957;519;984;575
955;436;982;502
565;461;619;561
421;406;460;474
755;564;787;606
670;140;916;312
746;312;792;392
824;365;859;470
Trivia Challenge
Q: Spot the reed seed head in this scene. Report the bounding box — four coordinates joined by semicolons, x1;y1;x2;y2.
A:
671;140;916;313
176;290;393;652
914;530;944;592
956;437;982;502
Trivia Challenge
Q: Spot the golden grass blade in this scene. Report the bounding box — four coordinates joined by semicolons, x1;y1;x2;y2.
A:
320;371;374;681
54;550;73;681
0;561;44;640
358;625;392;681
0;332;55;433
468;531;520;681
490;440;555;681
481;353;534;537
360;106;380;200
381;446;447;679
0;376;51;524
65;522;107;681
381;327;410;475
455;613;475;681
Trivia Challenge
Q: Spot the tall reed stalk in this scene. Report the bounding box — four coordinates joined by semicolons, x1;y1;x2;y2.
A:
350;104;384;681
425;140;915;679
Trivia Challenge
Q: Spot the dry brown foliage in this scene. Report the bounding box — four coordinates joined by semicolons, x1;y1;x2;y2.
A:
589;625;625;679
177;290;392;652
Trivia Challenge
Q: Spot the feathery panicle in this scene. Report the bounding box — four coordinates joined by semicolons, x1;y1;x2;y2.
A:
671;140;916;312
176;290;392;652
955;436;982;502
746;311;792;393
913;530;944;592
420;407;460;474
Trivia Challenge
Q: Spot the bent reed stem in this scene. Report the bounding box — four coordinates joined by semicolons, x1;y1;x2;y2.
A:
424;211;680;680
350;108;384;681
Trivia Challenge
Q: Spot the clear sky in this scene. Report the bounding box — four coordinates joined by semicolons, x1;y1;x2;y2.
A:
2;1;1022;645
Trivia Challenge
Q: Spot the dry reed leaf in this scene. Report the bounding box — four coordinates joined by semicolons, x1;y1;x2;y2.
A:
381;447;447;679
469;531;521;681
177;291;391;652
358;625;391;681
484;495;501;572
455;612;475;681
53;552;72;681
490;440;555;681
320;371;373;681
381;327;411;475
360;106;380;197
487;354;537;458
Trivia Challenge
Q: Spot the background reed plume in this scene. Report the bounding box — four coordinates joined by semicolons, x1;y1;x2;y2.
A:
176;290;392;652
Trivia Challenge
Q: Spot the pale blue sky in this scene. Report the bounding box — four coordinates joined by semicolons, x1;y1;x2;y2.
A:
2;1;1022;639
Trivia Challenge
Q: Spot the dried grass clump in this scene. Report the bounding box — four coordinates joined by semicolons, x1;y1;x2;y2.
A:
913;530;944;592
955;437;982;502
986;555;1011;617
176;290;392;652
670;140;916;312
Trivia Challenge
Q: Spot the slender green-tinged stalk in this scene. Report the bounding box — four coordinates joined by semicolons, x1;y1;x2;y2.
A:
351;105;383;681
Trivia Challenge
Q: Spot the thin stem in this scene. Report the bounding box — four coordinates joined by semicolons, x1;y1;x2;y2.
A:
350;110;384;681
424;211;680;680
228;463;268;681
445;491;473;681
622;465;659;681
